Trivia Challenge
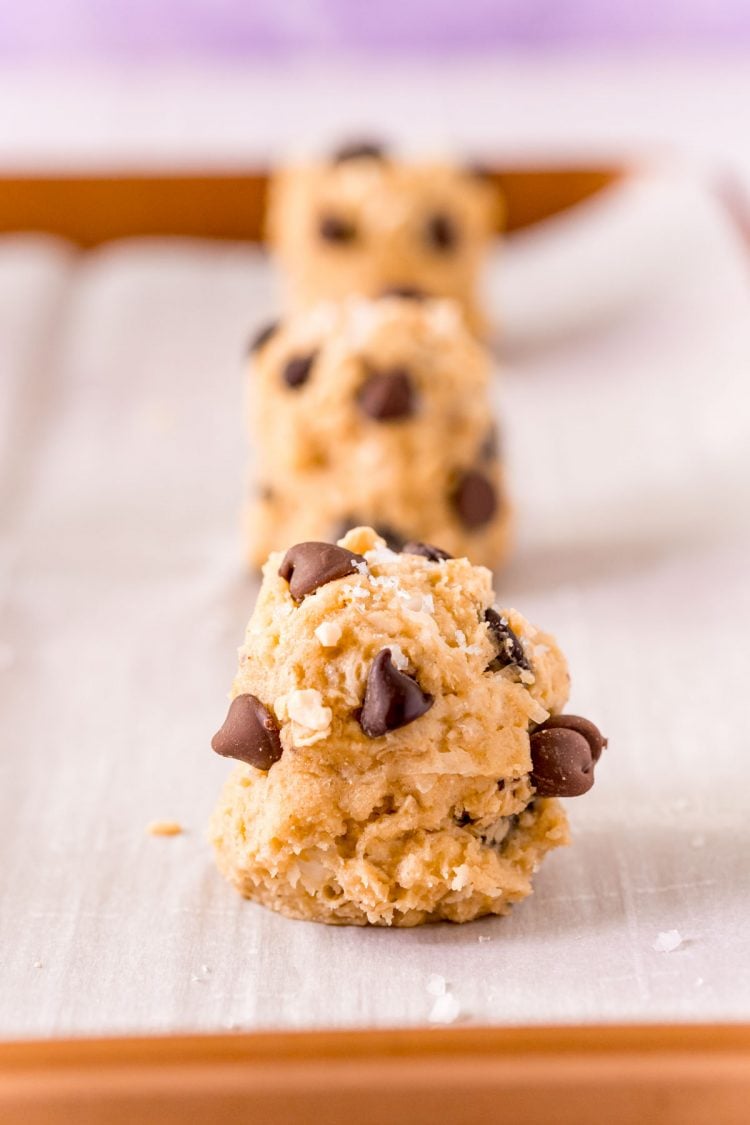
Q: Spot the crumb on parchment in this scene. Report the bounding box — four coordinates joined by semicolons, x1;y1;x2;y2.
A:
147;819;184;837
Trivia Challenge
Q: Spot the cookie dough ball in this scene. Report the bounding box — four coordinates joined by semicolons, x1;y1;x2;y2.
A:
209;527;606;926
266;142;501;334
246;295;510;571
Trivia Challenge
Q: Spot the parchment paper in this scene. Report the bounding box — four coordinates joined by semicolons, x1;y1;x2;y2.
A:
1;176;749;1038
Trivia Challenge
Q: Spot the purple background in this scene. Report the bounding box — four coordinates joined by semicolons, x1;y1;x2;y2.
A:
2;0;750;58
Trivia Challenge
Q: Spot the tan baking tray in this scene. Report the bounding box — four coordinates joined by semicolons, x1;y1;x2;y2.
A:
2;164;746;1122
2;1024;749;1124
0;165;621;245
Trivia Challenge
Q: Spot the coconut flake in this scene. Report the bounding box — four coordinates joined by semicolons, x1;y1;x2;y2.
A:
315;621;342;647
387;643;409;670
450;864;471;891
402;591;435;614
275;689;332;745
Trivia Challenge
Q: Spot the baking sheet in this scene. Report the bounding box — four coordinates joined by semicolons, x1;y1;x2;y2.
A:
1;175;749;1038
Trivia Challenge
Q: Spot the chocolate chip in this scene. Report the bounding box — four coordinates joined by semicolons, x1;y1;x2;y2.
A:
451;469;498;529
358;649;433;738
279;541;365;599
282;351;316;389
529;713;607;797
401;541;453;562
380;285;427;301
211;694;282;771
319;213;357;243
465;161;494;183
331;516;362;543
331;139;387;163
357;368;415;421
480;424;500;462
247;320;279;356
538;714;608;764
484;608;530;673
375;523;406;551
425;212;459;252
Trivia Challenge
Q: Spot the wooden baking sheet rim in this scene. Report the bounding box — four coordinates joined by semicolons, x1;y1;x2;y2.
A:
0;165;624;246
1;1023;749;1123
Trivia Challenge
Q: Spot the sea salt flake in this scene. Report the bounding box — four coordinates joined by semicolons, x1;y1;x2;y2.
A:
343;584;370;600
428;992;461;1025
455;629;467;647
653;929;683;953
370;574;399;590
527;700;549;724
427;301;461;334
365;546;399;566
426;973;447;997
353;559;370;577
346;297;385;344
306;301;341;339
